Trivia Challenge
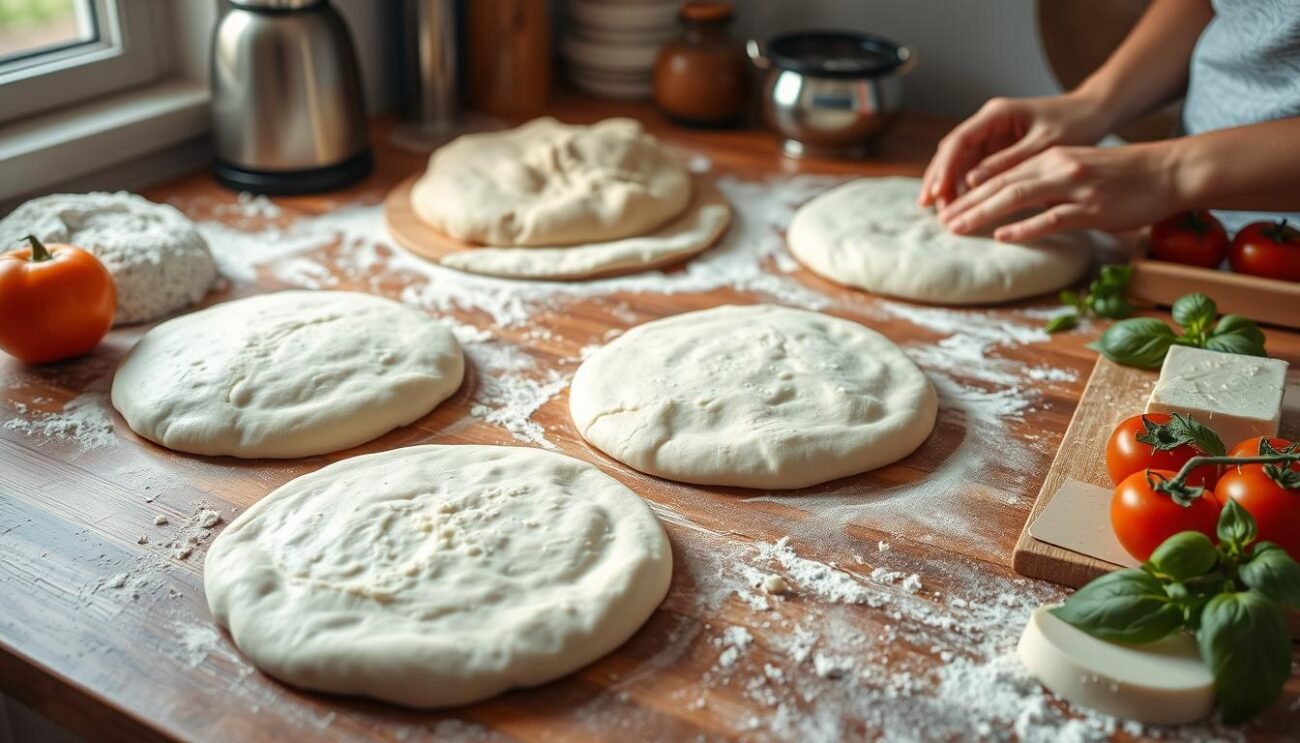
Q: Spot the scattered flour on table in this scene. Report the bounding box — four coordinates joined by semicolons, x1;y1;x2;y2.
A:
3;389;116;450
674;533;1245;742
192;176;837;327
450;323;569;446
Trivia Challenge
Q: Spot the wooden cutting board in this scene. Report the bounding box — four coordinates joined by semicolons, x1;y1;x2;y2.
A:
382;173;731;280
1012;357;1156;587
1015;354;1300;588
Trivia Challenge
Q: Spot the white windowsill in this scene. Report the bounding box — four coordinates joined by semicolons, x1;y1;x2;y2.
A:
0;79;210;203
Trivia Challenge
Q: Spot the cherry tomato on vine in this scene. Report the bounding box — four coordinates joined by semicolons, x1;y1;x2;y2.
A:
1149;210;1229;269
1217;437;1300;558
1105;413;1219;489
1228;220;1300;282
1111;468;1222;562
1228;436;1299;470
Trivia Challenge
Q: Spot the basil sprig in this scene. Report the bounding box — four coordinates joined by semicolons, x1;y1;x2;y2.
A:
1052;502;1300;724
1092;293;1267;369
1046;264;1135;333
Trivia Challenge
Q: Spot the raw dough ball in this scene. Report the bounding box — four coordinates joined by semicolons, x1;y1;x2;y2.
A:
787;178;1091;305
204;444;672;708
0;192;217;324
569;304;937;489
412;117;692;246
111;291;464;458
439;175;731;280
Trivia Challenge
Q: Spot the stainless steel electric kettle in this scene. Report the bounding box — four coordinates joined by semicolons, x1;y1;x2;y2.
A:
210;0;372;194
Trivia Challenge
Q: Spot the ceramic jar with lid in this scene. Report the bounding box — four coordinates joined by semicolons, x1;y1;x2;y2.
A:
652;2;748;128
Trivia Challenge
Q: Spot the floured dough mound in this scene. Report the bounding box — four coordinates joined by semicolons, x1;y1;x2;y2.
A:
787;177;1090;305
204;444;672;708
440;175;731;280
111;291;464;458
570;304;937;489
0;192;217;324
412;117;692;246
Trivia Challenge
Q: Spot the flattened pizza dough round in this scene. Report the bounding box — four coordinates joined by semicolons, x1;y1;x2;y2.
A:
570;304;937;489
111;291;463;458
204;444;672;708
0;192;217;324
787;178;1090;305
412;117;691;246
438;175;731;280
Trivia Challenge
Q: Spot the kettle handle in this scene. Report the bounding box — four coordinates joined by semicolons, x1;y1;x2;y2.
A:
745;39;769;70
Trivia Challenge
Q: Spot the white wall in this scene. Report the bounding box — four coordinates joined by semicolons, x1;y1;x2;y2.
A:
733;0;1063;118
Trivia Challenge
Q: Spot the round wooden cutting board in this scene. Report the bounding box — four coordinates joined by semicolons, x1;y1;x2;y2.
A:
382;173;732;281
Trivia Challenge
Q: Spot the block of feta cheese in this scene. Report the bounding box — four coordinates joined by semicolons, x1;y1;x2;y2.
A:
1145;345;1288;451
1017;606;1215;725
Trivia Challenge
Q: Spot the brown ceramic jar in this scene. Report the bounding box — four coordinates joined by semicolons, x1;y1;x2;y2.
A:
652;2;748;128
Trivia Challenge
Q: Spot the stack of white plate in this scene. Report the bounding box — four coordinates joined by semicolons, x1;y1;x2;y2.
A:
562;0;681;100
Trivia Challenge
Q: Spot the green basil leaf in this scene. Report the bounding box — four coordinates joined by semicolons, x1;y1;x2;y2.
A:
1216;499;1258;553
1096;318;1177;369
1172;293;1217;333
1240;542;1300;608
1146;532;1218;581
1167;413;1227;457
1050;569;1185;643
1098;263;1134;288
1045;314;1079;334
1059;289;1080;308
1092;294;1136;319
1211;314;1266;346
1196;591;1291;724
1204;332;1267;358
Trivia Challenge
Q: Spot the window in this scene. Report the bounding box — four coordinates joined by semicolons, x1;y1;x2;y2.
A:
0;0;97;63
0;0;165;124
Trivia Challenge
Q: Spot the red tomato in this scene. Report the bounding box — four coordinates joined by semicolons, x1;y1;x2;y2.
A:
1228;436;1298;466
1216;466;1300;559
1228;220;1300;282
1149;210;1229;269
1111;468;1222;562
1105;413;1219;489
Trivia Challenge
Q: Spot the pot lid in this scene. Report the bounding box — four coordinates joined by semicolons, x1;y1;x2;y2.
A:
766;31;909;78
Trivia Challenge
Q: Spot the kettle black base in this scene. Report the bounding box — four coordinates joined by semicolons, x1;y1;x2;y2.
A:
211;150;374;195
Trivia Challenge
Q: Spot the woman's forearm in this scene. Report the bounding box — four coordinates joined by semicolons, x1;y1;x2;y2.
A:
1168;117;1300;212
1072;0;1214;132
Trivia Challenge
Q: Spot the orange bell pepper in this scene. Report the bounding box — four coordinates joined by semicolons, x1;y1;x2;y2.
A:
0;235;115;363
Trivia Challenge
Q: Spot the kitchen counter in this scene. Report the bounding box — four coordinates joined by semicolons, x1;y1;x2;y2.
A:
2;96;1297;741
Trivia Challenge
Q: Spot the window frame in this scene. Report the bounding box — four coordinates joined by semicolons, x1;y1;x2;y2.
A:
0;0;167;125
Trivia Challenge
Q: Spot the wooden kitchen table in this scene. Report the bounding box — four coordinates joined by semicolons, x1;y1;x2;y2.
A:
2;96;1298;742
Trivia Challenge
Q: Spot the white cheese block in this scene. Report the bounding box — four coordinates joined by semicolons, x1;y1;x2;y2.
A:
1145;345;1288;451
1017;606;1215;725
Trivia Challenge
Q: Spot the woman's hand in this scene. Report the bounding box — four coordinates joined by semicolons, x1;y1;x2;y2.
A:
918;91;1115;208
936;143;1183;242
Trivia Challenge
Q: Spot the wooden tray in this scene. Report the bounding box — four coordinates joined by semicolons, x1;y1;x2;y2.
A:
382;173;730;280
1012;357;1155;588
1129;258;1300;331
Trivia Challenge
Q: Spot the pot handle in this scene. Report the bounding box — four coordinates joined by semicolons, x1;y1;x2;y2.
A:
745;39;769;70
897;46;918;75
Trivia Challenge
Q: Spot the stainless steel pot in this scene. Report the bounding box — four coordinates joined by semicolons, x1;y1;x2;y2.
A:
747;31;916;159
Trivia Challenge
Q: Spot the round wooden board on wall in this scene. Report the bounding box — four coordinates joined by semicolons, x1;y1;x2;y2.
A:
382;173;733;281
1037;0;1182;143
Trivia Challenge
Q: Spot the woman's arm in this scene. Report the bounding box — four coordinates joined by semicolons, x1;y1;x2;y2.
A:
1172;117;1300;212
937;117;1300;242
1068;0;1215;137
919;0;1214;207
